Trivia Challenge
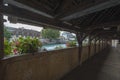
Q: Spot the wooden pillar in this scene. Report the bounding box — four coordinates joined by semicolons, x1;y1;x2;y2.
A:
107;39;109;46
102;39;104;50
0;0;4;59
109;40;111;46
118;37;120;44
88;36;91;58
105;40;106;47
101;39;103;49
100;39;102;51
106;40;108;46
76;32;83;65
103;39;105;48
94;38;97;54
103;39;104;49
98;38;100;52
106;40;108;47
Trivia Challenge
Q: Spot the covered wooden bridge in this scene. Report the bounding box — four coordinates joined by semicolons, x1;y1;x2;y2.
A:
0;0;120;80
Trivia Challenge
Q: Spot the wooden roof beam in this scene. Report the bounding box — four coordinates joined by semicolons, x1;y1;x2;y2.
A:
4;0;54;18
3;5;79;32
61;0;120;21
77;19;120;31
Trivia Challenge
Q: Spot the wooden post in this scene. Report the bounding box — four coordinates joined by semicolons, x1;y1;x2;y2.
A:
106;40;108;47
76;32;83;65
94;38;97;54
105;39;106;47
100;39;102;51
98;39;100;52
0;0;4;59
107;39;109;46
88;36;91;59
103;39;105;49
102;39;104;50
103;39;104;49
119;38;120;44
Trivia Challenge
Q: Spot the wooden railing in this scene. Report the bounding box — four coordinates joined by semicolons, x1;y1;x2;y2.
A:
0;43;109;80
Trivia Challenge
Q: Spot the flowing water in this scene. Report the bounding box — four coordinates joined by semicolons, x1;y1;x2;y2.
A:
41;44;67;51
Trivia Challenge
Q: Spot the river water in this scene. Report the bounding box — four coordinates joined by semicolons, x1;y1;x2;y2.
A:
41;44;67;51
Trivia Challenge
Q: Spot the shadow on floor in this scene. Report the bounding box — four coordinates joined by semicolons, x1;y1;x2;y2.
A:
60;47;119;80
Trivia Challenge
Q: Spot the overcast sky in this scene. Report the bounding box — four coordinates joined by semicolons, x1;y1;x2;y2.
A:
3;16;43;32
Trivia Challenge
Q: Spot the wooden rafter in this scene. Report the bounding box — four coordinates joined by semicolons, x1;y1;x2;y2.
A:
3;0;120;40
3;4;80;32
60;0;120;20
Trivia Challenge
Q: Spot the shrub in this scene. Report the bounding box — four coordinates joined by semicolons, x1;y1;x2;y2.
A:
12;37;42;54
66;41;77;47
4;39;12;55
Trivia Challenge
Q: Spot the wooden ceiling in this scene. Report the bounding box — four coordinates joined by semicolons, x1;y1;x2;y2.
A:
2;0;120;39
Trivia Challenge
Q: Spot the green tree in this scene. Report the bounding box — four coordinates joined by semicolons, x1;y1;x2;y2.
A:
4;27;11;40
41;28;60;40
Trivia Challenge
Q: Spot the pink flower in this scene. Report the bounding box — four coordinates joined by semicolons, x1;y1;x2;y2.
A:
15;41;20;46
13;48;18;55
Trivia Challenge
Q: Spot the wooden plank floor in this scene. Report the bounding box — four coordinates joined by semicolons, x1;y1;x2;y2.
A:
61;47;120;80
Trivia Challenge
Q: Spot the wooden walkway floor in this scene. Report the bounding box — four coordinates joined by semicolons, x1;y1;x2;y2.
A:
61;47;120;80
